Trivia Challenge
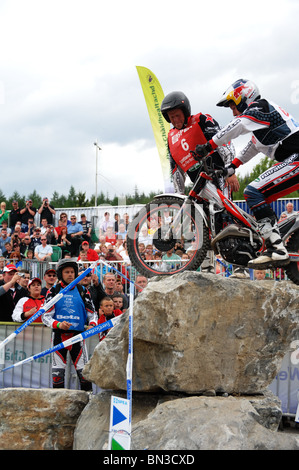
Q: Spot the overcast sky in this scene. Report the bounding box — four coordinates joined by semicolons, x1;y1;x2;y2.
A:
0;0;299;202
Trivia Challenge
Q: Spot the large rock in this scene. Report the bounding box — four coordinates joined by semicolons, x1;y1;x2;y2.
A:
130;395;299;450
0;388;89;450
83;272;299;395
73;389;299;450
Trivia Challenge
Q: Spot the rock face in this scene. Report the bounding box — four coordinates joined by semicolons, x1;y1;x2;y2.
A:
0;388;89;450
73;389;299;450
83;272;299;395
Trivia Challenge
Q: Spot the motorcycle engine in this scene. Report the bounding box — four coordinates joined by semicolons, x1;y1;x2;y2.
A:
218;237;257;266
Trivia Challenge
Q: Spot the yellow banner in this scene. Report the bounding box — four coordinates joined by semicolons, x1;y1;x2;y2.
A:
136;66;173;192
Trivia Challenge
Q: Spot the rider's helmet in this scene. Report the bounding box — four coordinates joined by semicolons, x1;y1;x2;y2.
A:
160;91;191;125
56;258;78;281
216;79;261;113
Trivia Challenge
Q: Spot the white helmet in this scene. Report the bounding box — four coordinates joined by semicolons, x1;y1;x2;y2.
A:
216;79;260;113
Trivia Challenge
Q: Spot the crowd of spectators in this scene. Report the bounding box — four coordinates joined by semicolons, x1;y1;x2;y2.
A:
0;199;298;293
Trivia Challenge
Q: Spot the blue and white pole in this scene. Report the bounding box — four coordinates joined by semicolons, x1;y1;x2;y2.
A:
0;260;101;353
0;315;122;373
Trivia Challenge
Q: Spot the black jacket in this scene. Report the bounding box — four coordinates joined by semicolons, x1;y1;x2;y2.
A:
0;281;28;322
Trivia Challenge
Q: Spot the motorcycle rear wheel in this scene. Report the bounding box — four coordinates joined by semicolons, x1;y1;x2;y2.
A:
285;231;299;285
127;196;210;278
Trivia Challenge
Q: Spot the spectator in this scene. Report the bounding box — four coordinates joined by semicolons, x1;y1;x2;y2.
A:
54;212;70;237
17;269;30;291
67;215;83;256
41;268;57;296
0;228;11;253
105;226;117;246
119;240;131;265
40;217;49;235
89;271;106;312
9;200;22;232
116;223;127;240
27;218;36;236
138;225;153;246
135;274;148;297
2;241;13;259
162;248;181;271
20;235;34;258
0;256;6;273
114;213;120;232
1;220;11;236
37;197;55;225
77;249;90;269
115;236;125;255
10;246;22;263
25;249;34;260
105;244;123;261
78;267;92;288
13;223;26;240
0;264;28;321
10;231;21;251
111;293;127;313
122;213;130;230
80;213;92;244
280;202;296;219
102;272;117;297
44;224;57;245
43;258;97;390
152;251;163;270
0;202;9;227
99;211;114;234
114;278;129;309
254;269;272;281
56;226;72;258
34;235;53;262
30;228;42;250
77;241;99;262
77;267;106;313
12;277;45;323
20;199;37;231
98;296;123;341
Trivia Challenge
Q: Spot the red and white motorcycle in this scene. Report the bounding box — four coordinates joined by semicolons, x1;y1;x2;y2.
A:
127;156;299;284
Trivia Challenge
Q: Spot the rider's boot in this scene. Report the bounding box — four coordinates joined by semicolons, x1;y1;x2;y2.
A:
248;218;290;269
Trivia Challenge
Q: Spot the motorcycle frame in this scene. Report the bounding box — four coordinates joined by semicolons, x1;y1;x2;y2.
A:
153;170;299;261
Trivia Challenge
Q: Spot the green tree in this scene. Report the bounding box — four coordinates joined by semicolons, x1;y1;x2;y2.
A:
27;190;42;208
77;191;90;207
66;186;77;207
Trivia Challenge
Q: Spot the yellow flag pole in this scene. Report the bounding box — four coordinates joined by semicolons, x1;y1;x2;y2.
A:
136;66;173;192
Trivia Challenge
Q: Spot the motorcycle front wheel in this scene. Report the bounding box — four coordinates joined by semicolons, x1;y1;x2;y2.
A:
126;196;210;278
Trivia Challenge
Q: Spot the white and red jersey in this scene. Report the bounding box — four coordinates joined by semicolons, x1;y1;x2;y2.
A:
12;296;45;322
210;99;299;168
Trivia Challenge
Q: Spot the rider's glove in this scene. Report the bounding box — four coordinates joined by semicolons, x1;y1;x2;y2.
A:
223;163;236;177
195;141;213;159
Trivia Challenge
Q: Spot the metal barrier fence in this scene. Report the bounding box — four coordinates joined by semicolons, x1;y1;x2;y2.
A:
0;323;102;393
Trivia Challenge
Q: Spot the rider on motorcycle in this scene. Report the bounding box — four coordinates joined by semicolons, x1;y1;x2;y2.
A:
161;91;240;273
195;79;299;269
160;91;239;196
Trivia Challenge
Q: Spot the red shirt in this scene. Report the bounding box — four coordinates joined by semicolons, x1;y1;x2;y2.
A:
168;113;208;172
98;309;122;341
77;248;99;261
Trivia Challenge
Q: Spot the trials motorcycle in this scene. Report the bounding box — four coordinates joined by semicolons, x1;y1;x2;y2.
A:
126;156;299;284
